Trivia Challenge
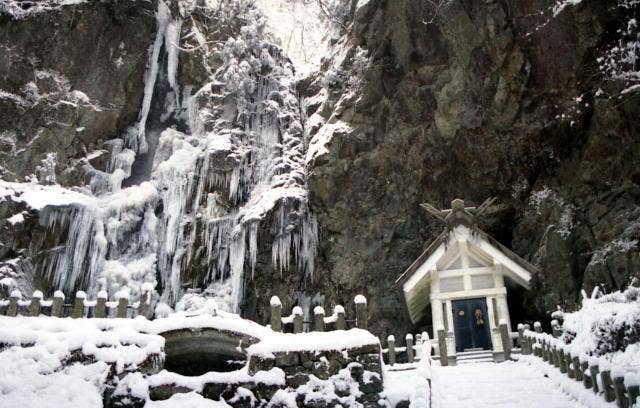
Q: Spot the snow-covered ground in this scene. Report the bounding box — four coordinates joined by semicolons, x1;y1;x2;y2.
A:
431;360;597;408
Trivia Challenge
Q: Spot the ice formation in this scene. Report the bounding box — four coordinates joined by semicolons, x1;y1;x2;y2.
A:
2;0;317;313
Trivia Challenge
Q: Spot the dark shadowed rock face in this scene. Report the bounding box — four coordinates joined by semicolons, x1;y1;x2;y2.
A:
297;0;640;337
0;0;156;186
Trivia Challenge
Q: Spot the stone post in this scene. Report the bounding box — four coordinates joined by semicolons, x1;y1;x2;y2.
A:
534;321;542;333
582;361;592;389
627;385;639;407
314;306;325;332
51;291;64;317
354;295;367;330
447;331;457;365
552;346;559;368
437;326;448;366
28;290;43;316
335;305;346;330
517;324;525;353
613;376;628;408
542;340;549;362
499;319;511;361
270;296;282;332
406;334;414;363
601;370;616;402
551;319;562;338
566;354;575;379
590;364;600;394
7;289;20;316
572;355;583;381
559;348;568;373
72;291;86;318
387;335;396;366
95;291;107;318
138;290;151;318
292;306;303;333
116;291;129;318
523;324;531;354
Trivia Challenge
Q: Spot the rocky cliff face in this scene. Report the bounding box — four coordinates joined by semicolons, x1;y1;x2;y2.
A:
0;0;638;338
300;0;640;336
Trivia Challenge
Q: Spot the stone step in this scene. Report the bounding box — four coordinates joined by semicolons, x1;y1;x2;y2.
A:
457;357;494;364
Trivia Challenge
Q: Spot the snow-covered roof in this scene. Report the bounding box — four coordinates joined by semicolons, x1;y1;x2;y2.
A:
396;223;538;323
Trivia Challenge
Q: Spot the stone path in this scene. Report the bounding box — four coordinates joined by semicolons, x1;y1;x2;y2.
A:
431;360;587;408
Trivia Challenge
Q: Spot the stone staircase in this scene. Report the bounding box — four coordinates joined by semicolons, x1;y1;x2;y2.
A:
456;349;494;364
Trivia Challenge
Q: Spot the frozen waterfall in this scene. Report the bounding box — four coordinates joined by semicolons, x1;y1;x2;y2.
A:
36;0;317;313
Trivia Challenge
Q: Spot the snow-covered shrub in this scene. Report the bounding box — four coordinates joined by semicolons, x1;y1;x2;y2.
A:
561;285;640;357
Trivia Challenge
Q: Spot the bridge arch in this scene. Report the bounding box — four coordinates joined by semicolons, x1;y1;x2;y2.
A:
159;327;260;376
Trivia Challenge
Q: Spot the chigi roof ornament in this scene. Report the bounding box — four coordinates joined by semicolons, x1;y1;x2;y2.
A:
420;197;497;232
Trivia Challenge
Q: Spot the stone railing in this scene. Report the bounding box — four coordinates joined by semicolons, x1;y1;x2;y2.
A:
269;294;368;333
382;331;432;365
519;322;639;407
0;289;152;318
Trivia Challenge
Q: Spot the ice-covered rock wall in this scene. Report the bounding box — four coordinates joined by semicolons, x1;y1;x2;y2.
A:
0;0;317;313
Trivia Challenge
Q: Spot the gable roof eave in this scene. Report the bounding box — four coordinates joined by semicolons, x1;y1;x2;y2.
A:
394;231;448;288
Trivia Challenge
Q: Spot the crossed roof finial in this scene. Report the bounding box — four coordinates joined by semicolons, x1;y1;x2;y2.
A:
420;197;497;229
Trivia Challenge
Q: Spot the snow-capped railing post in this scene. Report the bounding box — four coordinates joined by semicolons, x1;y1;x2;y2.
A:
138;289;151;318
387;335;396;365
628;385;639;407
499;319;511;361
116;291;129;318
292;306;303;333
72;291;86;318
581;361;592;389
534;321;542;333
437;326;448;366
601;370;616;402
558;348;568;373
553;346;561;368
613;376;628;407
517;324;525;352
313;306;325;332
523;324;531;354
551;319;562;338
7;289;20;316
572;355;583;381
406;334;414;363
334;305;346;330
95;291;107;318
28;290;43;316
565;353;575;379
51;291;64;317
590;364;600;393
270;296;282;332
354;295;367;330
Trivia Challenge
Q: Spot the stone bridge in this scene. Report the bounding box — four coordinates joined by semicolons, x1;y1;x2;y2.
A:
159;326;260;375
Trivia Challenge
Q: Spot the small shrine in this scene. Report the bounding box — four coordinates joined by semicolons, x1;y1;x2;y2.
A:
396;198;537;360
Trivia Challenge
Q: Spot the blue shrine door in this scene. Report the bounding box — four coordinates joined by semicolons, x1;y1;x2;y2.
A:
452;298;492;352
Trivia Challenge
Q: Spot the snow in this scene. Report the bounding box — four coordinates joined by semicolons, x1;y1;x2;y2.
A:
0;315;164;408
383;340;432;407
0;180;95;210
247;328;378;357
354;294;367;304
432;360;591;408
6;212;24;225
145;366;285;392
145;392;232;407
270;295;282;307
518;356;615;408
0;0;87;19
